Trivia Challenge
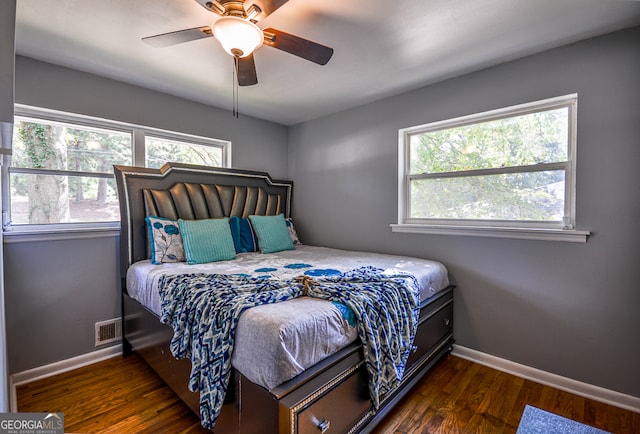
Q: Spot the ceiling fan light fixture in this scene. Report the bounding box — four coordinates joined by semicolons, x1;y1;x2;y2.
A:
212;16;263;58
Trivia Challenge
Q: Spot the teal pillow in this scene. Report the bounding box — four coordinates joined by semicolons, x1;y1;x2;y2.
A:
178;218;236;264
249;214;295;253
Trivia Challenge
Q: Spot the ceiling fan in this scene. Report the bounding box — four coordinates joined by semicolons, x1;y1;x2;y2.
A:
142;0;334;86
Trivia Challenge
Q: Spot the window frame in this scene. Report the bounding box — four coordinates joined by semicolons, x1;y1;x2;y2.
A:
5;104;231;235
393;94;590;242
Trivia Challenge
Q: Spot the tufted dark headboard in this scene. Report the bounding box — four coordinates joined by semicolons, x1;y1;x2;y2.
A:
114;163;293;271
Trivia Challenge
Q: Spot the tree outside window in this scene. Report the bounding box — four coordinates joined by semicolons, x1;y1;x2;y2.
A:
12;118;131;224
399;95;577;230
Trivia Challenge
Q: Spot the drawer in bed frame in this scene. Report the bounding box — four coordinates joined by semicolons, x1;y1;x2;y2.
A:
122;285;454;433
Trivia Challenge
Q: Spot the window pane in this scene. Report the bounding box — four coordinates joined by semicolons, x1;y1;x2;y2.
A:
410;170;565;221
13;119;132;172
10;173;120;224
409;108;568;175
146;136;223;169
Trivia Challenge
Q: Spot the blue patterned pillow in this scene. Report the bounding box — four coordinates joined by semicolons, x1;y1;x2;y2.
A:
145;216;186;264
285;217;302;245
178;218;236;264
249;214;295;254
228;216;258;253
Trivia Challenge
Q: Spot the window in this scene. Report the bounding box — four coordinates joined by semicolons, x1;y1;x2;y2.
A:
7;105;230;229
11;116;132;225
394;94;589;242
145;134;224;169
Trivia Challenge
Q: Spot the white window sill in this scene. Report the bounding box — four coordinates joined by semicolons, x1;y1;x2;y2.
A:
390;223;590;243
3;223;120;243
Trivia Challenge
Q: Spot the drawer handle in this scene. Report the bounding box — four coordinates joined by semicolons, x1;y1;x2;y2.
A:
317;419;331;433
444;318;450;326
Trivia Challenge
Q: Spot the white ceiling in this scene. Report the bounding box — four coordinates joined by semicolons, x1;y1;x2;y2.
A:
15;0;640;125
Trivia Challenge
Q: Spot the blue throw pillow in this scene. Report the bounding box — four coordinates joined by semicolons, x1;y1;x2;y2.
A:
285;217;302;245
229;216;258;253
249;214;295;254
145;216;186;264
178;218;236;264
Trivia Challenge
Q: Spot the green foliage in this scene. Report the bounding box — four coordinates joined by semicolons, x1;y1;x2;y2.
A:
11;118;222;224
146;137;222;169
411;171;564;220
410;108;568;174
409;108;569;221
17;122;62;169
12;119;133;223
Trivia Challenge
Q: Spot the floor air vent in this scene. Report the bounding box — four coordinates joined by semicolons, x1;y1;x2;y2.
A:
95;318;122;346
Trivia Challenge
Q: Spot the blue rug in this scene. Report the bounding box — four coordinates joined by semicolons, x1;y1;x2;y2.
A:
516;405;610;434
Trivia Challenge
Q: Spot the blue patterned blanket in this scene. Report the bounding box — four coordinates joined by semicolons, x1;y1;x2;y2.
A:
158;266;419;430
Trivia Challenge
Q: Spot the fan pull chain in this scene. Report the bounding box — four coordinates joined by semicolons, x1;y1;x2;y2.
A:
232;56;239;118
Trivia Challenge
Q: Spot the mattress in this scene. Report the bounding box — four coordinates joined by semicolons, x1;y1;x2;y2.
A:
126;245;450;390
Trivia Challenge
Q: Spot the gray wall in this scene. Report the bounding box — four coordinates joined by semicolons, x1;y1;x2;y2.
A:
5;235;122;372
5;57;288;374
289;26;640;399
0;0;15;123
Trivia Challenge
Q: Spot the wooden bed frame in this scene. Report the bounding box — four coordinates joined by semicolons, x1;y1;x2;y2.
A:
114;163;455;433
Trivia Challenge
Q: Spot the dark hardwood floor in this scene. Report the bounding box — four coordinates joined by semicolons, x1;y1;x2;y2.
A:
17;353;639;433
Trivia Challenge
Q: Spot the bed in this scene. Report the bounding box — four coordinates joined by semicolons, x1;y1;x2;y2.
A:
115;163;455;433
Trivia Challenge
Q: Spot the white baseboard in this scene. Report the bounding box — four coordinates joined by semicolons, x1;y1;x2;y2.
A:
9;344;122;412
452;344;640;413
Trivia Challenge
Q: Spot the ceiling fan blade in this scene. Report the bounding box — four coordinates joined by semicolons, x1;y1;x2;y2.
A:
236;54;258;86
249;0;290;19
142;26;213;48
262;28;333;65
